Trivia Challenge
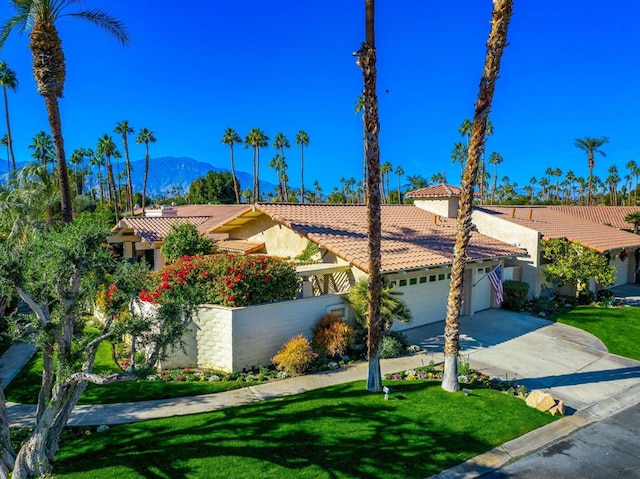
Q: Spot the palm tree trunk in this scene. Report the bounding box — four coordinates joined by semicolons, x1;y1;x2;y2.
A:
2;86;16;171
123;137;134;213
142;147;149;215
300;145;305;204
230;146;240;204
44;95;73;223
442;0;513;392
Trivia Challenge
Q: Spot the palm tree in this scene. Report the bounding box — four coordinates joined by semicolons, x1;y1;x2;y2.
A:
136;127;156;215
28;131;54;167
625;211;640;234
269;154;286;201
357;0;383;392
355;94;367;200
347;279;412;331
221;127;242;204
0;134;9;178
69;148;86;196
626;160;638;205
574;136;609;205
88;149;104;202
479;118;493;204
1;1;129;226
442;0;513;393
606;165;620;206
488;151;503;204
430;171;447;184
380;161;392;204
451;142;466;176
404;174;428;191
552;167;562;201
295;130;309;203
394;165;404;204
114;120;135;212
244;128;269;202
0;61;18;171
97;134;120;219
273;133;290;200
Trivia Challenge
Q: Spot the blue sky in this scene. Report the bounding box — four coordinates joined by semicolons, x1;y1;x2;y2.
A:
0;1;639;193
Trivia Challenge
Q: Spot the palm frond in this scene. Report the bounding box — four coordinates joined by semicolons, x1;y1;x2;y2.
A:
0;4;30;46
69;9;129;45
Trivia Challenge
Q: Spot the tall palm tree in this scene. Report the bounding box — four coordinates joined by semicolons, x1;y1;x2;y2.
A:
0;134;9;177
295;130;309;203
96;134;119;219
606;165;620;206
574;136;608;205
479;118;493;204
88;149;104;202
355;94;367;200
488;151;503;204
626;160;638;205
69;147;85;196
404;174;429;191
244;128;268;202
552;167;562;201
221;127;242;204
114;120;135;212
357;0;383;392
136;127;156;215
1;1;129;225
269;153;286;201
273;133;290;201
380;161;391;204
442;0;513;393
0;61;18;171
451;142;466;176
395;165;404;204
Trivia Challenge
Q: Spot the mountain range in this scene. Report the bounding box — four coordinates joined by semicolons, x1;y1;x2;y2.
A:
0;156;279;198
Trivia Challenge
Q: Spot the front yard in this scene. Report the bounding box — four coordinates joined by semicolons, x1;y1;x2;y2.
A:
51;381;555;479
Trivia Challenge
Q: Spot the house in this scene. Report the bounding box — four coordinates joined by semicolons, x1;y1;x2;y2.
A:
408;185;640;297
107;204;249;270
208;202;525;329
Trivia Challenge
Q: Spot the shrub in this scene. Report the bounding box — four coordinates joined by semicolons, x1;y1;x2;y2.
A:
311;314;356;358
596;289;614;302
160;223;214;262
271;334;317;375
577;289;595;305
379;331;409;359
140;254;298;307
502;280;529;311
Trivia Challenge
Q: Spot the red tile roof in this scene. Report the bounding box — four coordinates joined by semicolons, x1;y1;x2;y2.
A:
478;206;640;252
546;205;640;230
216;204;524;273
406;184;462;198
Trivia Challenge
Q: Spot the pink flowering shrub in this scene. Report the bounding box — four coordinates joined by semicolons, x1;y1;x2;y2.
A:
140;254;298;307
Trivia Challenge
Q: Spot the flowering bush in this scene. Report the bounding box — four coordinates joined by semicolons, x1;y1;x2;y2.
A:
140;254;298;307
311;314;355;358
271;334;318;375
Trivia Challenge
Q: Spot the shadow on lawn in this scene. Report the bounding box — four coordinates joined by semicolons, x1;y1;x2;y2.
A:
53;382;494;479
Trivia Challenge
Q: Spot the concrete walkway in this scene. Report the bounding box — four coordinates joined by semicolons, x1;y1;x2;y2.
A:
3;309;640;477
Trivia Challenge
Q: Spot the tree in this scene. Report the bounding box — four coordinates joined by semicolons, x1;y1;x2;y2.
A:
356;0;383;392
69;147;86;196
269;154;287;201
273;133;290;200
136;127;156;215
160;223;214;262
295;130;309;203
1;0;129;224
606;165;620;206
114;120;135;213
625;211;640;234
244;128;269;202
451;141;466;176
552;167;562;201
355;94;367;200
626;160;638;205
347;279;411;331
394;165;404;204
488;151;503;205
380;161;392;204
221;127;242;204
188;170;236;205
574;136;608;205
0;217;189;478
541;238;616;294
0;61;18;171
442;0;513;393
96;134;120;219
28;131;54;167
404;174;428;191
479;118;493;204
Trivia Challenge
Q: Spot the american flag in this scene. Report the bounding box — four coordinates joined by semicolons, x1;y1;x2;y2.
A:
488;264;504;305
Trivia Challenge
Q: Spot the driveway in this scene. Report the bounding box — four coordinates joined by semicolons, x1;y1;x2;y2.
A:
403;309;640;412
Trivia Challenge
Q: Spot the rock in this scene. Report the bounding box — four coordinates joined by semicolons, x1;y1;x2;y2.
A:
548;400;565;416
525;389;556;412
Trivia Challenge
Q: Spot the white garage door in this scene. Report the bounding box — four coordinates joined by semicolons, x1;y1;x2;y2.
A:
387;270;450;330
473;266;493;313
610;255;630;287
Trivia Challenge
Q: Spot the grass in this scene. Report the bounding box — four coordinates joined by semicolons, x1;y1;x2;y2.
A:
52;380;556;479
551;305;640;360
4;341;248;405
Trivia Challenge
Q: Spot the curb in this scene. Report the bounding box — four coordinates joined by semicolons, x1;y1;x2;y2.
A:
430;380;640;478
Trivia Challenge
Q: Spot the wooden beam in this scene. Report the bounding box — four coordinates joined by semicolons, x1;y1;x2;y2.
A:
107;235;141;243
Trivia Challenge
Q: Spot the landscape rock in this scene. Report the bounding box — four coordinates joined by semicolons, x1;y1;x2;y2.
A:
548;400;566;416
525;389;556;412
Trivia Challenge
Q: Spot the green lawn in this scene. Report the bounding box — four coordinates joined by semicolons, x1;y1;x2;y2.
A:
53;381;555;479
4;340;248;405
551;305;640;360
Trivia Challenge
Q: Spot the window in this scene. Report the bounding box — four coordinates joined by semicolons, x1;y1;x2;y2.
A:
389;280;397;287
409;278;417;285
429;275;436;282
438;273;445;281
485;267;491;273
399;279;407;287
419;276;427;284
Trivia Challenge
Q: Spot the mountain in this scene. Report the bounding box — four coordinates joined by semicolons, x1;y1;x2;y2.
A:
0;156;278;198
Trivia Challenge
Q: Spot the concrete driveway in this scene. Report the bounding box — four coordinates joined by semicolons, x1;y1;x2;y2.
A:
403;309;640;412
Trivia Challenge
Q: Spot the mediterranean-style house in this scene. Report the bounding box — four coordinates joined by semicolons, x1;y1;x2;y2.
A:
408;184;640;297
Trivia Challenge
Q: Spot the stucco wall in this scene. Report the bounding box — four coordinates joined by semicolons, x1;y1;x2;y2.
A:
162;294;351;372
232;214;310;258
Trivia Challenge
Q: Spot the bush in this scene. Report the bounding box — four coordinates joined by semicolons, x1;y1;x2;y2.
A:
271;334;317;375
140;254;298;307
502;280;529;311
596;289;614;302
379;331;409;359
311;314;356;358
577;289;595;305
161;223;214;262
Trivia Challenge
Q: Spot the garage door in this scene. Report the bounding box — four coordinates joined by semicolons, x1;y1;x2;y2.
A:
473;266;493;313
388;270;450;330
610;255;630;287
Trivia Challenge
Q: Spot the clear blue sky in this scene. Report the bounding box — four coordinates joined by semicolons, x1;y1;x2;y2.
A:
0;1;639;193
